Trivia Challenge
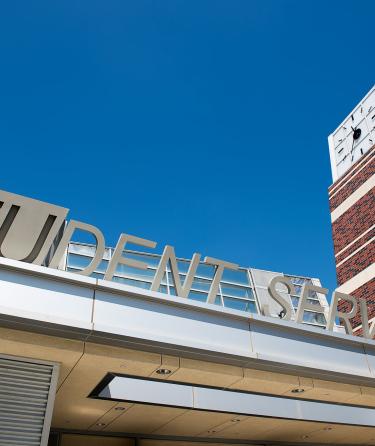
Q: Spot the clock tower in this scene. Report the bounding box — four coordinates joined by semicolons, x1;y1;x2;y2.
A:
329;86;375;181
328;85;375;335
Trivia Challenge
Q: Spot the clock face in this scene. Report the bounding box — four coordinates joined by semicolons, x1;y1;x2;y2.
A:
329;87;375;181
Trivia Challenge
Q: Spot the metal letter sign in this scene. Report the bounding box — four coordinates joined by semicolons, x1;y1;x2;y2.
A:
0;190;68;265
0;189;373;339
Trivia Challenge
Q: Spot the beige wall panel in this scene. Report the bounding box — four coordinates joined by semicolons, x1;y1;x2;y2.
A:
103;404;187;433
350;386;375;407
84;343;162;376
197;415;247;437
61;434;134;446
140;442;258;446
214;417;375;443
296;379;362;404
230;368;300;395
259;420;333;442
89;403;135;431
0;327;84;386
301;424;375;444
170;358;242;387
53;343;162;430
152;409;237;436
52;395;117;430
204;415;287;439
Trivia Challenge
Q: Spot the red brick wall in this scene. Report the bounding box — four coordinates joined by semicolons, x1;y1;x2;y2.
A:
351;277;375;303
336;227;375;263
337;278;375;332
331;187;374;254
329;148;375;333
336;241;375;285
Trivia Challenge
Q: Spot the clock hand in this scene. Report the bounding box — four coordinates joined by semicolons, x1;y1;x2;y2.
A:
350;125;358;162
350;124;362;155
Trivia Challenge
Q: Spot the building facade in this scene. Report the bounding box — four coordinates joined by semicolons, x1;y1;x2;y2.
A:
0;189;375;446
328;85;375;334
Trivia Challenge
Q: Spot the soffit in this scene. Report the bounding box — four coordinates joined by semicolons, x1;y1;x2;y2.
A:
2;329;375;443
2;329;374;426
60;404;375;444
51;341;375;433
195;416;375;444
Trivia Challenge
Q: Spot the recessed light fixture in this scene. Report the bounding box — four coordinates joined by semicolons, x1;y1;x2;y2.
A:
96;423;106;427
231;418;241;422
115;406;126;411
323;427;332;431
291;388;305;393
302;435;310;439
156;368;172;375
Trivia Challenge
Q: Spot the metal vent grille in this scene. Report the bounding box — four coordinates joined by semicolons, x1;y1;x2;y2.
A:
0;357;56;446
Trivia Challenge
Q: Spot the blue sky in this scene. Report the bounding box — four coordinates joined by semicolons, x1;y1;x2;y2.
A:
0;1;374;294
